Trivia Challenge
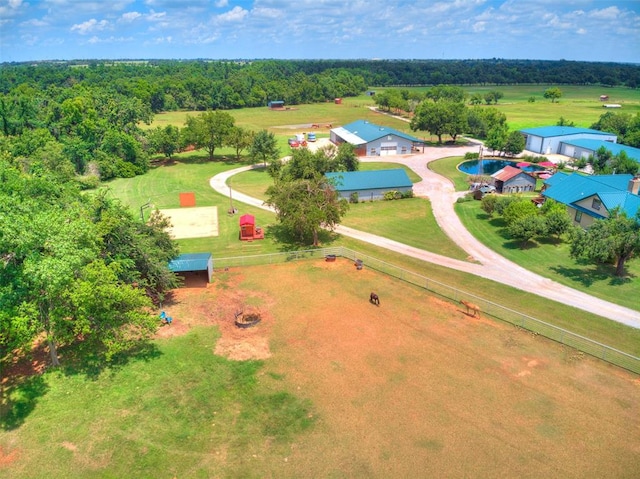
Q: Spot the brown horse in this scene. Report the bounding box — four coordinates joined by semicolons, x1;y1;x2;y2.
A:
460;300;480;317
370;292;380;306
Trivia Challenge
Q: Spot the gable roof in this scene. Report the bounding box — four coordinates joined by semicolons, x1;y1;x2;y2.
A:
335;120;421;144
520;126;615;138
168;253;212;273
561;139;640;162
325;169;412;191
542;173;640;219
491;165;534;182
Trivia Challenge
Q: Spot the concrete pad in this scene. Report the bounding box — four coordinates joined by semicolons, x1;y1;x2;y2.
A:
160;206;218;239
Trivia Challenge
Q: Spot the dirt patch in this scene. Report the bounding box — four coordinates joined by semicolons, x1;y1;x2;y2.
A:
155;269;273;361
0;446;19;467
159;206;219;239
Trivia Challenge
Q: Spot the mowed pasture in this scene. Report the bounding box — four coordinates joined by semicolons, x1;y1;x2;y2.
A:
146;85;640;142
2;259;638;478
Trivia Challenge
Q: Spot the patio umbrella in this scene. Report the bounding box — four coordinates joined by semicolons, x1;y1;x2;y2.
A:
516;161;530;167
538;161;556;168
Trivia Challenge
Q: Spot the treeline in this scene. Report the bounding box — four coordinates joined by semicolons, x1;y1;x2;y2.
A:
0;60;367;112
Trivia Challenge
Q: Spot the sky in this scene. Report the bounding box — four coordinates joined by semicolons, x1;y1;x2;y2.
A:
1;0;639;64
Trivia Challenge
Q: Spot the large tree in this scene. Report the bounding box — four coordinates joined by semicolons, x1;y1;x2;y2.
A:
265;177;348;246
183;110;235;160
249;129;280;167
570;209;640;277
411;100;468;144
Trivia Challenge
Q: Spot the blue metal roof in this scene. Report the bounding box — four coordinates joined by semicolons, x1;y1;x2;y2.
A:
168;253;212;272
326;169;412;191
340;120;421;143
542;173;640;219
562;139;640;162
520;126;614;138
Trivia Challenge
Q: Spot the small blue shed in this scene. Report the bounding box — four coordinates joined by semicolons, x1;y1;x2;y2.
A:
168;253;213;282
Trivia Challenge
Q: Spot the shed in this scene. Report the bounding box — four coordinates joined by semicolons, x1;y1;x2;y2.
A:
325;169;413;201
168;253;213;282
239;214;264;241
335;98;342;104
268;100;285;109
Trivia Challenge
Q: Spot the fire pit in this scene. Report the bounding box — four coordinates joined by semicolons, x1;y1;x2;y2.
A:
234;310;262;328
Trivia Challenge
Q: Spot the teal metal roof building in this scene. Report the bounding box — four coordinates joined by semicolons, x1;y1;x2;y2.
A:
325;169;413;201
520;126;617;155
168;253;213;282
558;139;640;163
330;120;422;156
542;173;640;227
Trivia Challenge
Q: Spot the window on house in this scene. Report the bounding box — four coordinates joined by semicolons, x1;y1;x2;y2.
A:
591;198;602;210
575;210;582;222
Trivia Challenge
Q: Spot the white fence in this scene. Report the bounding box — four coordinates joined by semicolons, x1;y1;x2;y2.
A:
213;247;640;375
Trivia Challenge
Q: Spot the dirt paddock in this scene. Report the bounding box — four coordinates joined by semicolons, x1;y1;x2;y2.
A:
159;259;640;477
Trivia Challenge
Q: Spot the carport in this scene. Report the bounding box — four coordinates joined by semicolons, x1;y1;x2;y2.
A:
168;253;213;283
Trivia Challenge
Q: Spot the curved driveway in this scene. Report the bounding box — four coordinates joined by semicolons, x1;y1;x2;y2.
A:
210;142;640;328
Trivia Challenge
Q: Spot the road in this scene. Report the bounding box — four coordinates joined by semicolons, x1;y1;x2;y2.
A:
209;140;640;328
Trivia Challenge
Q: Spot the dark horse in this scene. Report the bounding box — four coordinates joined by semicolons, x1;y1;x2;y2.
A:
370;292;380;306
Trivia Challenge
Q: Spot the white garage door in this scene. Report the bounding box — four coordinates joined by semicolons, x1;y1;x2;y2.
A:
380;142;397;156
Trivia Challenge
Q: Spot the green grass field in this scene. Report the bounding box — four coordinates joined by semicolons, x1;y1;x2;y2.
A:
2;261;638;478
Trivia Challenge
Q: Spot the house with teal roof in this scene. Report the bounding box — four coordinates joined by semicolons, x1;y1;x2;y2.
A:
330;120;422;156
520;126;617;155
325;168;413;201
542;172;640;227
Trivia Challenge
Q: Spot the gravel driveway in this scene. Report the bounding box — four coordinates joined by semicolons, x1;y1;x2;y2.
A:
210;140;640;328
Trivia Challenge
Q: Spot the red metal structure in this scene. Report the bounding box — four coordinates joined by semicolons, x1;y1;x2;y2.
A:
239;214;264;241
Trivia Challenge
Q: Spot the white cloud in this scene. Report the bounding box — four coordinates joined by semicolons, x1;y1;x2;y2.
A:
472;21;486;33
21;18;48;27
86;35;132;44
215;0;228;7
71;19;110;35
576;28;587;35
589;6;620;20
147;10;166;21
216;6;248;22
121;12;142;22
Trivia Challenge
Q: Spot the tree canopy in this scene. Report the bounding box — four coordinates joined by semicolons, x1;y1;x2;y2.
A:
0;160;179;365
570;209;640;277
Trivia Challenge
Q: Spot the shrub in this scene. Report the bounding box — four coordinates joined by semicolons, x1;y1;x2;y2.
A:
349;192;359;204
464;152;480;160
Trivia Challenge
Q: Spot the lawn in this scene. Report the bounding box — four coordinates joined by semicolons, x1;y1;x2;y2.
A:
2;260;638;478
455;199;640;313
377;84;640;131
102;154;640;353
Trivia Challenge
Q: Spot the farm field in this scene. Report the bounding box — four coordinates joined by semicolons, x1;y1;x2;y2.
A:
147;85;640;143
2;260;638;478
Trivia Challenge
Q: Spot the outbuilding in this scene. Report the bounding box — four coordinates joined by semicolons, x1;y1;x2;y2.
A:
558;139;640;164
491;166;536;194
325;168;413;201
168;253;213;283
330;120;422;156
519;126;617;155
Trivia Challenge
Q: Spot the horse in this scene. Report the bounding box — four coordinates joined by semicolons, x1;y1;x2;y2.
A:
370;292;380;306
460;300;480;317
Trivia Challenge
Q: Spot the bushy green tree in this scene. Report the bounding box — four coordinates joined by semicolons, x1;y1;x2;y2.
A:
570;209;640;277
250;129;280;167
543;87;563;103
183;110;235;160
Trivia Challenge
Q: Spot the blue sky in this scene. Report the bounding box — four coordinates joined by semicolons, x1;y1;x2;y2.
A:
1;0;639;63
